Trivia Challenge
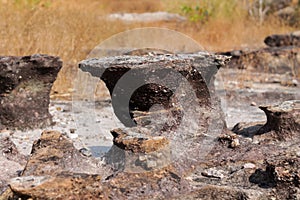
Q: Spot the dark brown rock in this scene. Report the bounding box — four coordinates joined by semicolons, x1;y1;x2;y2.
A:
257;100;300;138
104;166;190;199
221;46;300;76
78;53;230;128
9;173;107;199
0;54;62;130
264;31;300;47
79;52;230;174
232;100;300;140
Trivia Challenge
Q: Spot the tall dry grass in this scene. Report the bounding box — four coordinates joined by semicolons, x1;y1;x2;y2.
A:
0;0;297;99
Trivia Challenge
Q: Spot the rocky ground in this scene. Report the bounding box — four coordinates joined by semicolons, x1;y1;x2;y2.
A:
0;31;299;199
0;65;299;199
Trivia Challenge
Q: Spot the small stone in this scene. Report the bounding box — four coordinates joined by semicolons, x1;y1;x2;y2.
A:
69;128;76;134
202;168;225;179
79;147;92;157
230;138;240;148
292;79;298;86
250;102;257;106
69;133;78;139
243;163;256;169
139;155;147;162
146;160;157;169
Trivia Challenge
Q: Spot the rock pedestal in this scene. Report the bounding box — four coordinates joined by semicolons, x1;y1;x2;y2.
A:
0;54;62;129
79;52;229;128
258;100;300;137
79;52;230;172
232;100;300;139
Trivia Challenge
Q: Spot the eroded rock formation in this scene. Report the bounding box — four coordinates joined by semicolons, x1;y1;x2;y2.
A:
0;54;62;129
79;52;230;173
233;100;300;139
79;52;229;128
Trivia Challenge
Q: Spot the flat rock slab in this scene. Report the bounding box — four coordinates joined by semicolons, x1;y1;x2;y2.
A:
0;54;62;129
107;12;186;22
111;128;169;153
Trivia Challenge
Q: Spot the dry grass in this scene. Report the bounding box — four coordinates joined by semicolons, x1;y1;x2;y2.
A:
0;0;298;98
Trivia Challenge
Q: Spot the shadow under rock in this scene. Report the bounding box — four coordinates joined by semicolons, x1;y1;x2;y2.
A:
249;167;277;188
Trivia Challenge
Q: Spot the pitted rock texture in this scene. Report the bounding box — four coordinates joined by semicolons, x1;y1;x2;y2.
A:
0;54;62;129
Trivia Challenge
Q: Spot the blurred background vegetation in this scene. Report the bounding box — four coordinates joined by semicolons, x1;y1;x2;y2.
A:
0;0;299;98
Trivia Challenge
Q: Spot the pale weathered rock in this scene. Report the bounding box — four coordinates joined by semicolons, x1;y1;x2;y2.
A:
0;136;26;194
4;130;111;199
0;54;62;129
107;12;186;22
232;100;300;139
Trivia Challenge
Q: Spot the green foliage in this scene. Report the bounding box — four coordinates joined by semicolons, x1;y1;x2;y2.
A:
180;0;244;23
181;3;212;23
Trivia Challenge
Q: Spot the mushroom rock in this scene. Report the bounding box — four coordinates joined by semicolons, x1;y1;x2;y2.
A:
0;54;62;130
